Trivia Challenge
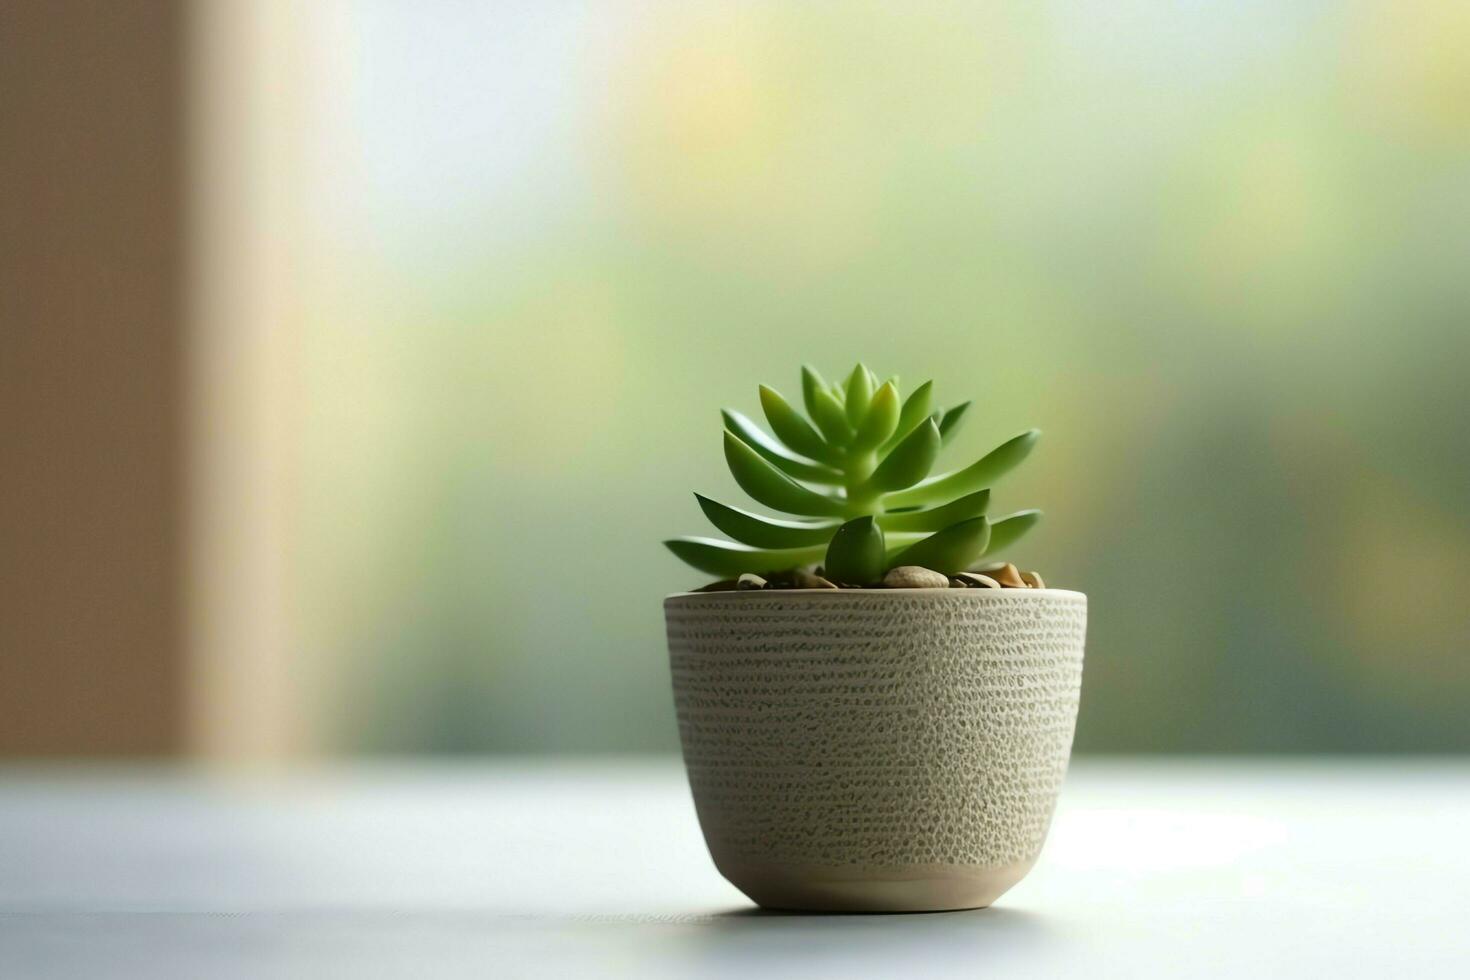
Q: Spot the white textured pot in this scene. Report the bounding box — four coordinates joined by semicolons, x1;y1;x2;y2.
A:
664;588;1086;913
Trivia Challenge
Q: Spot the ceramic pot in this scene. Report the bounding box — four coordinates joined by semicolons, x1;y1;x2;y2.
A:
664;588;1086;912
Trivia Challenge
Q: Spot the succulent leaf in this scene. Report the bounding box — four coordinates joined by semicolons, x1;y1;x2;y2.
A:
722;410;843;485
823;516;886;585
886;517;991;574
664;537;826;577
723;431;847;516
800;365;829;419
877;489;990;532
938;401;971;445
808;386;853;445
866;418;941;492
883;429;1040;508
982;509;1042;557
880;380;934;454
695;494;839;549
852;382;900;449
758;386;838;464
845;363;874;427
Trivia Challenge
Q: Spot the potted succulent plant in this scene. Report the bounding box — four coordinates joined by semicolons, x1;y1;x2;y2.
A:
663;364;1086;912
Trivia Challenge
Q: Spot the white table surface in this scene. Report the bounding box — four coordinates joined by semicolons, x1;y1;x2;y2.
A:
1;758;1466;978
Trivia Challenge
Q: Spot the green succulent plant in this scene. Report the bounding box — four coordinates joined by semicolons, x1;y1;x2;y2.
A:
665;364;1043;585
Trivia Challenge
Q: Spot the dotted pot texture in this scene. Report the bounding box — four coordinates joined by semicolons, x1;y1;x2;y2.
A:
664;589;1087;912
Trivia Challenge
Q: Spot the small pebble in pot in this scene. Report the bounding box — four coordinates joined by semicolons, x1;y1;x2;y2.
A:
792;569;839;589
1019;570;1046;589
954;571;1002;589
737;573;767;590
979;562;1027;588
694;578;739;592
882;565;950;589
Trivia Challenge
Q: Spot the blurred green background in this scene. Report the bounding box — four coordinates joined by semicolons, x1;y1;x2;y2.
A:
294;0;1470;754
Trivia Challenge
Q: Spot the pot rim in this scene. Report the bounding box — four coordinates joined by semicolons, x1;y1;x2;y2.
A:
666;587;1085;602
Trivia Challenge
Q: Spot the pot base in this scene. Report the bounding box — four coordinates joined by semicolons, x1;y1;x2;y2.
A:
714;858;1035;913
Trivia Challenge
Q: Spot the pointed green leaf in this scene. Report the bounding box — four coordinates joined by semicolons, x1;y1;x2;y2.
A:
808;386;852;445
883;429;1040;508
695;494;839;549
880;380;933;454
866;418;941;492
758;385;838;463
664;537;826;577
722;410;842;485
887;517;991;575
724;431;846;516
877;489;990;532
852;382;899;449
824;516;886;585
801;365;829;420
845;364;874;426
938;401;971;445
982;509;1042;558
